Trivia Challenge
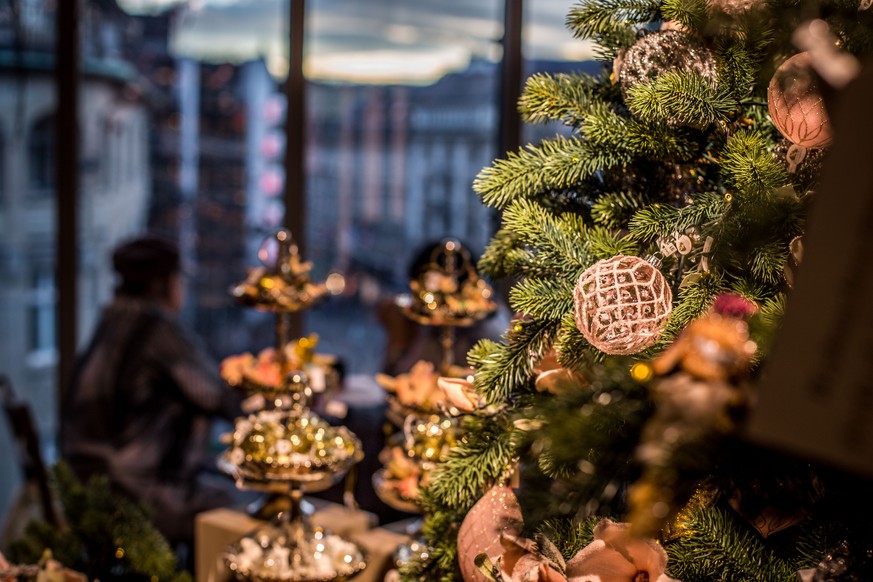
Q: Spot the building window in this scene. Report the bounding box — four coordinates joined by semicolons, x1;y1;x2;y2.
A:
27;269;57;364
29;114;56;194
0;121;5;204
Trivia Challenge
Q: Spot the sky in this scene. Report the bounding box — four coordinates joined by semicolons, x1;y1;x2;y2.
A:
119;0;595;84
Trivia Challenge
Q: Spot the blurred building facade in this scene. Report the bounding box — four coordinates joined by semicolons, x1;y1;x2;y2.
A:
0;0;151;521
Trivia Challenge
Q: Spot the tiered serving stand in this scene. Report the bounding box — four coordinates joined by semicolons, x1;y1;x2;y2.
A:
372;239;496;565
219;229;368;582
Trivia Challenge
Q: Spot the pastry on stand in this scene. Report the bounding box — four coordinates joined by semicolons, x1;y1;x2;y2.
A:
371;414;460;568
373;239;495;568
219;229;368;582
394;238;496;375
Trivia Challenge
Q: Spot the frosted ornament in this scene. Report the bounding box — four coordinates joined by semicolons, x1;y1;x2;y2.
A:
768;52;833;150
708;0;762;16
619;31;717;100
573;255;673;355
456;486;523;582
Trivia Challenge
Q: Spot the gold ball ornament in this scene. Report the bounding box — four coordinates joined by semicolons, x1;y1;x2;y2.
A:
573;255;673;355
768;52;833;149
456;486;523;582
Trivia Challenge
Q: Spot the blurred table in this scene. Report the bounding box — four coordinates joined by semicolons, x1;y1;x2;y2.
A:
195;501;411;582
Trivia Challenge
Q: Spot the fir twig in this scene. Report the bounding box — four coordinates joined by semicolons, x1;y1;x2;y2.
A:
720;129;789;201
425;416;515;511
518;72;599;127
474;136;631;210
476;318;561;404
626;71;738;129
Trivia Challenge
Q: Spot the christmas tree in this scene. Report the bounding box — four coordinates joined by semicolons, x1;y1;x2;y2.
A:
7;464;190;582
406;0;873;580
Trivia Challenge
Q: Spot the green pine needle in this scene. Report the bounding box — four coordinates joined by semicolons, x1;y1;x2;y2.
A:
590;190;649;229
660;0;708;30
626;70;738;129
474;136;630;210
519;72;599;126
720;129;789;201
510;276;577;321
424;416;515;510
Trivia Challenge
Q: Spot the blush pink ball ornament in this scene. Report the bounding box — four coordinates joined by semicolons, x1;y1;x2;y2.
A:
573;255;673;355
456;486;523;582
768;52;833;149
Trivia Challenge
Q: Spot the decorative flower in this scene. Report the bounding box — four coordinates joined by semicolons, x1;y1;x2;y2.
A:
534;368;587;396
492;520;676;582
499;534;567;582
564;519;678;582
651;296;757;382
711;293;757;319
438;376;482;412
532;349;561;376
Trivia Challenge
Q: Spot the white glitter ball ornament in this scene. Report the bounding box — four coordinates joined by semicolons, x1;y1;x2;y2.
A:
619;31;717;100
573;255;673;355
456;486;523;582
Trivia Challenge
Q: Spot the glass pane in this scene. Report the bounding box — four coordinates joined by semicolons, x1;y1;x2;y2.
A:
0;0;58;519
522;0;600;145
74;0;289;365
131;3;288;360
304;0;505;375
61;0;286;519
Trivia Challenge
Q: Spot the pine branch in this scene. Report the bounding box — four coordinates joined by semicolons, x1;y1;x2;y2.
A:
757;292;785;331
513;364;652;523
478;229;529;280
582;102;701;162
660;0;708;30
628;191;728;244
749;239;787;287
659;274;725;342
720;129;789;201
467;339;502;370
626;70;738;129
665;505;825;581
566;0;661;50
590;191;649;229
747;292;786;362
8;464;187;582
555;312;601;372
714;17;775;101
474;136;631;210
501;199;592;272
476;318;561;404
425;416;515;510
411;494;466;582
534;517;599;561
518;72;599;126
510;276;577;321
585;225;641;259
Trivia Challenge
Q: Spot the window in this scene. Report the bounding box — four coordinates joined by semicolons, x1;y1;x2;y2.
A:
27;269;57;362
303;1;504;374
29;114;56;194
0;0;594;519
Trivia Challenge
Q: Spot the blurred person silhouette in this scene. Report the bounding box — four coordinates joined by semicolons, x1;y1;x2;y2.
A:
377;239;511;376
61;235;243;553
